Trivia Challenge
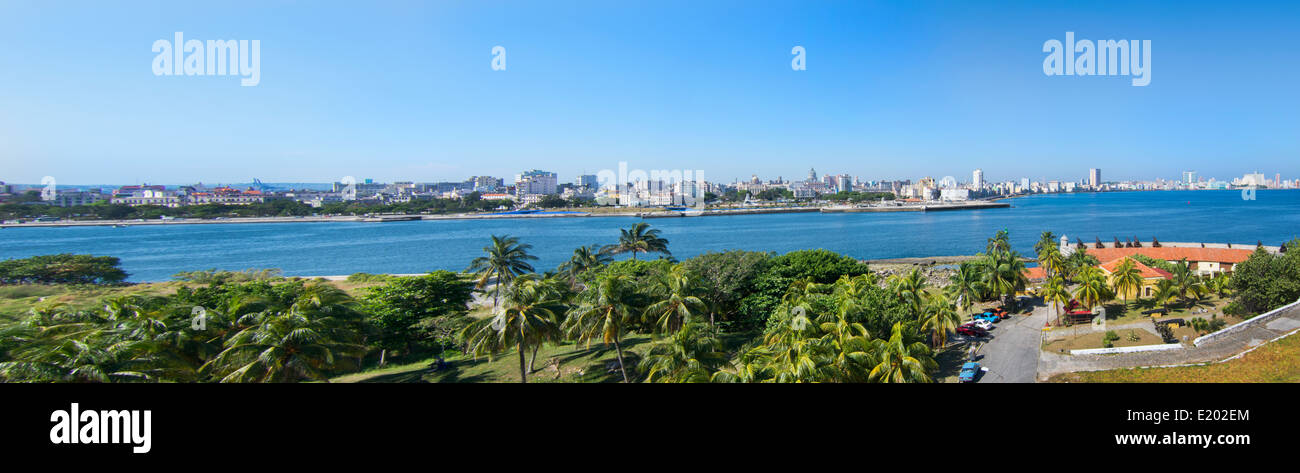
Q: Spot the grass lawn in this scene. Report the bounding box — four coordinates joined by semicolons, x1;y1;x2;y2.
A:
0;282;186;322
333;335;657;383
1101;295;1229;325
0;278;387;323
1050;332;1300;383
1042;328;1166;353
334;331;761;383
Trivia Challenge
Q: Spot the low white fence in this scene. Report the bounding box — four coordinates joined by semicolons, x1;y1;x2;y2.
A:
1192;298;1300;347
1071;343;1183;356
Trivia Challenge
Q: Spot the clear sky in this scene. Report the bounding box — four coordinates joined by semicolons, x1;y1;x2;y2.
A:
1;0;1297;186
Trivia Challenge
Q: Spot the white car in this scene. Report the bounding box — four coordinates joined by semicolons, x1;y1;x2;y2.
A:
968;319;994;331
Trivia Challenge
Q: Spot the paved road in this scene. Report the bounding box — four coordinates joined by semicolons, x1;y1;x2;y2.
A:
963;302;1049;383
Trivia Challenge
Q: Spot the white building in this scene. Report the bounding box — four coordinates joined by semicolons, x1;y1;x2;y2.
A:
972;169;984;190
514;170;558;196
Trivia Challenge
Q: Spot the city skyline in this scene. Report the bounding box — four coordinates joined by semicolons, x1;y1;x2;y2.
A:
3;1;1299;184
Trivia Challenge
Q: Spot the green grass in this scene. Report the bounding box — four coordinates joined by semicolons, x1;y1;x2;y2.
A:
1051;331;1300;383
0;282;185;322
334;331;762;383
1100;295;1228;325
333;335;659;383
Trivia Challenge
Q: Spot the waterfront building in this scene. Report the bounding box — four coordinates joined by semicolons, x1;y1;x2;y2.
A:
939;188;970;201
972;169;984;190
575;174;598;191
1099;257;1172;299
48;190;107;207
188;186;266;205
1083;246;1256;276
1088;168;1101;189
111;186;183;207
514;170;558;196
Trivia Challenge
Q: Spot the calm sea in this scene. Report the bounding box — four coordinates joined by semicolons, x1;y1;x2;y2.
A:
2;190;1297;282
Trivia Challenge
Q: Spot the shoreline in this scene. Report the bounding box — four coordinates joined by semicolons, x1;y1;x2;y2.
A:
0;201;1010;228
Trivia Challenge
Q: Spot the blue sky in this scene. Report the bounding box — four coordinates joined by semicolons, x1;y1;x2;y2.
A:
1;0;1297;186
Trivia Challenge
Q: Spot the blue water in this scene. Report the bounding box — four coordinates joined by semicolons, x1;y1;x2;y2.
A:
2;190;1297;282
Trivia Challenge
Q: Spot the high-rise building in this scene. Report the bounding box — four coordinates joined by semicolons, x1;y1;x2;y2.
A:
1089;168;1102;188
514;170;558;196
1182;171;1196;186
576;174;599;190
837;175;853;193
972;169;984;190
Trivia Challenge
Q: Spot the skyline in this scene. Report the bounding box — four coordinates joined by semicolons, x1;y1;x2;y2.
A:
3;1;1300;184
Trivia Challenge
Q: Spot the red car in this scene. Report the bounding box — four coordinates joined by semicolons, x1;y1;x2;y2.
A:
957;325;988;337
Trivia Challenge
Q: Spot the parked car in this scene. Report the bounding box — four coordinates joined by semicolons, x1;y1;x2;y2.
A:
959;362;981;382
957;325;988;337
974;313;999;324
967;319;993;330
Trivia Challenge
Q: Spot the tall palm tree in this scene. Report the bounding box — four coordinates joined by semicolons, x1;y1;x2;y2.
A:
888;268;928;319
564;275;642;382
467;235;538;306
1109;258;1144;308
987;229;1012;255
981;250;1028;308
919;293;962;349
1151;279;1179;312
644;267;707;334
1072;267;1112;312
1034;231;1058;256
867;323;937;383
1042;276;1072;326
462;273;566;383
945;262;983;312
603;223;671;260
1036;244;1065;281
557;244;613;286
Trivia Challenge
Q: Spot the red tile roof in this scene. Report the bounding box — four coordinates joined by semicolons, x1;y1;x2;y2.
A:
1098;257;1172;280
1082;247;1253;265
1024;266;1048;281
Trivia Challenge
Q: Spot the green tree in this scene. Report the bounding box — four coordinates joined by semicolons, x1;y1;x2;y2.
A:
604;222;671;260
462;274;566;383
564;274;643;382
360;271;475;363
466;235;538;306
1110;258;1144;307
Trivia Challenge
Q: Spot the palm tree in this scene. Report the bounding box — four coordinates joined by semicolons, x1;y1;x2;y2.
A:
644;267;707;334
888;268;927;318
564;275;642;382
867;323;937;383
1034;231;1058;256
918;293;962;349
603;223;671;260
1110;258;1144;308
987;229;1012;255
466;235;538;306
1072;266;1112;312
462;273;566;383
1151;279;1179;312
643;322;727;383
199;306;364;383
557;244;612;287
1037;244;1065;281
980;250;1028;308
1042;276;1072;326
945;262;983;312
